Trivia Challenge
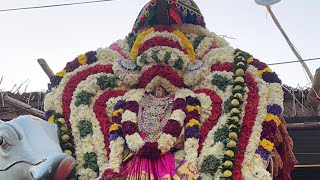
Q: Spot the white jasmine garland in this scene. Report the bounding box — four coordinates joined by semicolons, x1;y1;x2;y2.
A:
136;46;189;74
125;133;145;152
267;83;284;109
109;137;125;173
194;71;234;102
142;31;184;47
96;47;121;65
112;60;141;86
202;46;235;66
174;149;186;167
144;76;179;94
44;91;56;111
170;109;186;125
184;138;200;168
184;63;210;87
241;68;269;171
195;37;215;57
121;110;137;123
157;134;177;154
69;73;117;178
195;93;213;123
106;96;123;119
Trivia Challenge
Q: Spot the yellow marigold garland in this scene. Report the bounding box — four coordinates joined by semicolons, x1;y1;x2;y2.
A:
258;67;272;76
172;30;196;62
56;69;67;77
109;123;121;132
265;113;281;126
77;54;87;65
130;27;155;60
186;118;201;128
186;105;202;114
259;138;274;152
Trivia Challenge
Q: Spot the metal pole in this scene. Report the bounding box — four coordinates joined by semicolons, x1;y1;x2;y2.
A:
266;6;314;82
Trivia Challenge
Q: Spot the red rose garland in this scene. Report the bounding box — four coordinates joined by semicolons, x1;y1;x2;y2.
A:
138;37;187;56
232;72;259;180
138;64;186;88
194;88;222;152
93;89;126;155
62;65;113;127
211;62;233;72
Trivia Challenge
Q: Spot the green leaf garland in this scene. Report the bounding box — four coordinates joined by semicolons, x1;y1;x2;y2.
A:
75;91;95;107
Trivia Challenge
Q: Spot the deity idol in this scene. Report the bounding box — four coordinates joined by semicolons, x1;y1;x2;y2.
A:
44;0;295;179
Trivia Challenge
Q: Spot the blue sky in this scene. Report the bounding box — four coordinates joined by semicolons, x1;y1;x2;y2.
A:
0;0;319;92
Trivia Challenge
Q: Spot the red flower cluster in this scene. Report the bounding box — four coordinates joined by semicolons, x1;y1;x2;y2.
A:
138;64;185;88
211;62;233;72
138;37;187;57
93;90;125;155
233;72;259;180
123;101;139;113
173;98;187;112
122;121;139;136
153;26;175;32
194;89;222;152
163;120;182;138
137;142;162;159
102;168;123;180
62;65;113;128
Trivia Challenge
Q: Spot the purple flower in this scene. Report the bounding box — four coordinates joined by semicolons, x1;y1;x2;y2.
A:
251;59;267;70
185;126;201;139
109;133;120;141
186;96;201;106
85;51;98;64
50;76;62;88
256;146;270;161
262;72;282;84
114;100;126;110
45;110;55;121
65;59;80;72
267;104;282;116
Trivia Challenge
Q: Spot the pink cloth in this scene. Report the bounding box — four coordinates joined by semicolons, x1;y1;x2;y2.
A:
120;152;176;180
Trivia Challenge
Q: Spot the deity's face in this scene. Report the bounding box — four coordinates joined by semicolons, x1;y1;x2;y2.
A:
155;86;167;97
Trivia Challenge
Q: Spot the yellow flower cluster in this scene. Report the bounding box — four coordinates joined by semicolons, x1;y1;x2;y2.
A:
78;54;87;65
259;138;274;152
48;115;55;123
258;67;272;76
130;27;155;60
265;113;281;126
172;30;196;62
112;108;124;117
247;56;254;63
186;105;202;114
186;119;201;128
56;69;67;77
109;123;122;132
